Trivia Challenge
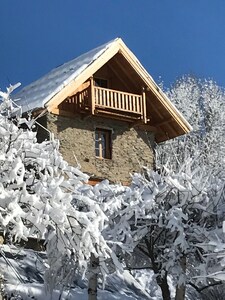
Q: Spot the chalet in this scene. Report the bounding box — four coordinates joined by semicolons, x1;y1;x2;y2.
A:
14;38;191;184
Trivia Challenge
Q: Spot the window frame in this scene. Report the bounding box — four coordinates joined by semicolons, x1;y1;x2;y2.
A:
95;128;112;159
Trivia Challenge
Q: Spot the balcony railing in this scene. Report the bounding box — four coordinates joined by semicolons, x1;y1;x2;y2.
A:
59;79;147;123
94;87;143;114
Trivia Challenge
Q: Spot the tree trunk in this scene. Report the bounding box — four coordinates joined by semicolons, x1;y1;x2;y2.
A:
175;255;187;300
156;275;171;300
88;254;99;300
142;240;171;300
175;285;185;300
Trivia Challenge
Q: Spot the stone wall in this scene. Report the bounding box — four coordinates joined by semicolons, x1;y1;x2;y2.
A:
42;113;155;183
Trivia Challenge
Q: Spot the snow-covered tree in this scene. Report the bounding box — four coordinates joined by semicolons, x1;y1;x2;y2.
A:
75;140;225;300
0;85;120;299
157;76;225;175
2;79;225;300
154;76;225;299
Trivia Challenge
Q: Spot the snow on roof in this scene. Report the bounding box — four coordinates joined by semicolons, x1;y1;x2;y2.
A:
13;38;118;113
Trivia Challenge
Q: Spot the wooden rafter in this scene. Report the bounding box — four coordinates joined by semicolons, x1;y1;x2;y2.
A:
107;61;133;92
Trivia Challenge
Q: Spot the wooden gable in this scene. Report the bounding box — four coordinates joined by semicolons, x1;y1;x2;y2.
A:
14;38;191;142
48;39;191;142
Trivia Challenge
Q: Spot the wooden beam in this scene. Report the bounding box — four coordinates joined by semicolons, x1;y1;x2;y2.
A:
107;60;135;92
147;94;165;120
31;108;46;118
112;54;141;91
95;105;142;116
51;108;77;118
153;117;173;127
70;81;90;95
94;109;141;122
133;123;158;133
88;178;102;186
51;108;90;118
90;77;95;115
51;106;141;124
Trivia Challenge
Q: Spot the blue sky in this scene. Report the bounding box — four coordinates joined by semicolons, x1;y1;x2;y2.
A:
1;0;225;91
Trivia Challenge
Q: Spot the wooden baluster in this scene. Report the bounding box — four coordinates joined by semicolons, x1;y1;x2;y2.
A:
112;91;114;108
109;91;112;108
102;89;105;106
115;92;117;108
79;92;82;110
120;93;123;110
133;96;136;113
85;89;88;108
139;97;141;113
140;96;142;113
112;91;115;108
94;88;97;105
130;94;133;112
134;96;136;112
90;77;95;115
81;91;83;109
100;89;102;106
97;88;99;106
100;88;102;106
115;92;118;109
106;90;109;107
140;95;143;117
142;88;147;123
79;93;82;112
136;96;140;113
108;90;110;107
102;89;105;107
125;94;128;111
125;93;128;111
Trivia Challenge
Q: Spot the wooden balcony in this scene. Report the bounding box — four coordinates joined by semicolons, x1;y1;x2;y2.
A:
59;79;147;123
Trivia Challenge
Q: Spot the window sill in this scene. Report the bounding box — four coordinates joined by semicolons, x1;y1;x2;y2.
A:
95;156;112;161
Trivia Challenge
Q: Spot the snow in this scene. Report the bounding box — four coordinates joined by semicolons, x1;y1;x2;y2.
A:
12;39;118;113
0;245;158;300
1;84;225;299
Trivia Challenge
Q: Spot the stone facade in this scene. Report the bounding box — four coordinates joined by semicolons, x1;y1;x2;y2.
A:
39;113;155;183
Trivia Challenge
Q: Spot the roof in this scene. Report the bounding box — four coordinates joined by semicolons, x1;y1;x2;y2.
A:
13;39;117;113
13;38;192;141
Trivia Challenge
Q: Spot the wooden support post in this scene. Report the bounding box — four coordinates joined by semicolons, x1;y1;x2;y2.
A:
142;87;147;123
90;77;95;115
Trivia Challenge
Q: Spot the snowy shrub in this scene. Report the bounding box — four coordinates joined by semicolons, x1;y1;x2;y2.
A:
0;85;118;294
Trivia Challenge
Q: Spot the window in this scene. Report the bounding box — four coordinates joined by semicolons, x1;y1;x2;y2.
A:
95;128;112;159
94;78;108;88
